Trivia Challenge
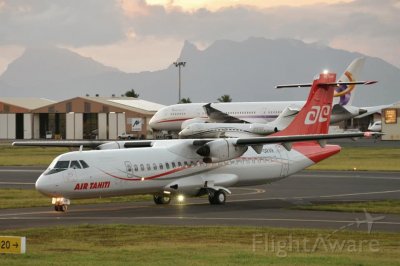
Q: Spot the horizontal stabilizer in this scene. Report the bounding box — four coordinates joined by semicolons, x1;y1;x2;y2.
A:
275;81;377;89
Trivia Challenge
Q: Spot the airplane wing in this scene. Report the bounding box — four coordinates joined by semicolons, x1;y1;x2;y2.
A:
12;140;109;149
203;103;249;123
12;140;154;150
355;104;394;119
233;132;380;147
193;132;382;162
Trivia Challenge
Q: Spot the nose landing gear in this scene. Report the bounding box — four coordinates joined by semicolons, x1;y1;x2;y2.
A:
52;197;70;212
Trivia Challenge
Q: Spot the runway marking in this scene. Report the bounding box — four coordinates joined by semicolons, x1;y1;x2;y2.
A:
0;216;399;226
228;189;400;203
0;169;43;173
230;188;266;196
0;182;35;185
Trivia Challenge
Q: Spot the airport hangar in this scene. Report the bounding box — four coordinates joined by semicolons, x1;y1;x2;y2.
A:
0;96;165;140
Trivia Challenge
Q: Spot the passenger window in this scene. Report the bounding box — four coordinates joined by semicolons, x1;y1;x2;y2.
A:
166;163;170;170
184;161;188;167
159;163;164;170
153;163;157;170
134;164;138;171
140;164;145;171
178;162;182;167
79;160;89;168
172;162;176;168
70;160;81;169
147;164;151;171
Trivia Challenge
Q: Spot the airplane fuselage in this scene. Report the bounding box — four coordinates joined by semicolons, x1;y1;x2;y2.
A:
35;140;340;200
149;102;304;131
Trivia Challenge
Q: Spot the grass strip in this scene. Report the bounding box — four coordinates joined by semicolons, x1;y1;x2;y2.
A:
0;225;399;265
0;189;151;209
308;147;400;171
1;146;400;171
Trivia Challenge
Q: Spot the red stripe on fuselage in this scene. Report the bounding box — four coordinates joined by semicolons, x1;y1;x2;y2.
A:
293;142;341;163
100;166;190;181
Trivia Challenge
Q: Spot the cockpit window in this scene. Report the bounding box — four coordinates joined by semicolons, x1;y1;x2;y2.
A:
70;160;81;169
79;160;89;168
44;160;70;175
54;161;70;169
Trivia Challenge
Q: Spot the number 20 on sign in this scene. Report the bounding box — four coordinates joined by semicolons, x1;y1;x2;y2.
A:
0;236;26;254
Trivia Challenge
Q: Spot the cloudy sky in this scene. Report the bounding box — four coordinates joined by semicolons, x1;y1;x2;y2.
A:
0;0;399;74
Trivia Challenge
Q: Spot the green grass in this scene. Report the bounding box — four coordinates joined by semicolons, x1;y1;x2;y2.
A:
1;145;400;171
294;200;400;215
0;146;69;166
0;189;151;209
0;225;399;265
308;147;400;171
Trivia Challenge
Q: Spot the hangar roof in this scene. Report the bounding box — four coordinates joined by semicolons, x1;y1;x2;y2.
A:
0;97;55;110
81;97;165;114
31;96;165;115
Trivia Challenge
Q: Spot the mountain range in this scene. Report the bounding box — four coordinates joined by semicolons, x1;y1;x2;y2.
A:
1;38;399;107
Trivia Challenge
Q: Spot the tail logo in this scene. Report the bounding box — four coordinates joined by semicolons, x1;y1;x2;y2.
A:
305;105;331;125
334;71;355;105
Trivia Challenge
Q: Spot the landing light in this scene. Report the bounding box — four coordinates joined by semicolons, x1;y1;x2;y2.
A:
323;69;329;74
177;194;185;203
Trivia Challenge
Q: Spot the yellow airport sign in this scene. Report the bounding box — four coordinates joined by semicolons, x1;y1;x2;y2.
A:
0;236;26;254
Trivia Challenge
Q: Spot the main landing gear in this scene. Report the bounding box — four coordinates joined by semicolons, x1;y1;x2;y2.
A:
208;189;226;205
153;194;171;205
52;197;70;212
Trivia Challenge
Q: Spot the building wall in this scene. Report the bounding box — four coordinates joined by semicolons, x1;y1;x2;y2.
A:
33;97;154;139
382;106;400;140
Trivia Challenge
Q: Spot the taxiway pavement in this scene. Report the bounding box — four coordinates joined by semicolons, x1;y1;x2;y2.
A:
0;167;399;232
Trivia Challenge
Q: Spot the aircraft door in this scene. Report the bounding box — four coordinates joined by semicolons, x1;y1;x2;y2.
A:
276;145;289;177
125;161;134;178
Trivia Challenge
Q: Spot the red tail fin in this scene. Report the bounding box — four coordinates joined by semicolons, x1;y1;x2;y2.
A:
273;72;336;136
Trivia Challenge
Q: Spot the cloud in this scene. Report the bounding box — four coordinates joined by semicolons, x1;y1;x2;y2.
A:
0;0;125;46
0;0;399;70
120;0;400;67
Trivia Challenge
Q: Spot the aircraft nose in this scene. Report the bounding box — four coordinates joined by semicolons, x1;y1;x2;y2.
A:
148;116;158;130
178;128;189;138
35;175;53;196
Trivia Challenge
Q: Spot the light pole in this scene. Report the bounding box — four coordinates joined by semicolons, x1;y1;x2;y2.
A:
173;60;186;103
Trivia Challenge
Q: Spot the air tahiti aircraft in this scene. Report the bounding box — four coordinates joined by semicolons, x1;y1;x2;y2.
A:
27;72;378;212
149;57;385;133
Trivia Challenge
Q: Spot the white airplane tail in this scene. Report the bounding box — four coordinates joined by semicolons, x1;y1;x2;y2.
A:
268;105;300;132
333;57;365;106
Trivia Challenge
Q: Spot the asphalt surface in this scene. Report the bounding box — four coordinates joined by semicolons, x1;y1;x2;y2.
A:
0;167;399;233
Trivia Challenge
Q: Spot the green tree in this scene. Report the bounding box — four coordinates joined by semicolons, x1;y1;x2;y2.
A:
217;94;232;102
179;97;192;104
125;89;140;98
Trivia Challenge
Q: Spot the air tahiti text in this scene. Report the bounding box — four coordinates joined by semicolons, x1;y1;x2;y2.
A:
74;181;111;190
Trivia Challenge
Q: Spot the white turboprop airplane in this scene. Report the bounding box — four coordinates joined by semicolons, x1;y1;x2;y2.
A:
149;58;386;133
21;72;379;212
178;105;298;138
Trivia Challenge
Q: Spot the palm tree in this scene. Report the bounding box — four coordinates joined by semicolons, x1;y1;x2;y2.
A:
217;94;232;102
125;89;140;98
179;97;192;104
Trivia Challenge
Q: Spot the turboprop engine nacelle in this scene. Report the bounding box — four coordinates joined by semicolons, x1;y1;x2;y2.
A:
196;139;248;163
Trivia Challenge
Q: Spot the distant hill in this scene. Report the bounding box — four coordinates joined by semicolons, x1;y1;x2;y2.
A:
1;38;399;106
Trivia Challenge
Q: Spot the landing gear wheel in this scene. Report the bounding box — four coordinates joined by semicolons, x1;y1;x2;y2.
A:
153;195;171;205
54;205;68;212
208;190;226;205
